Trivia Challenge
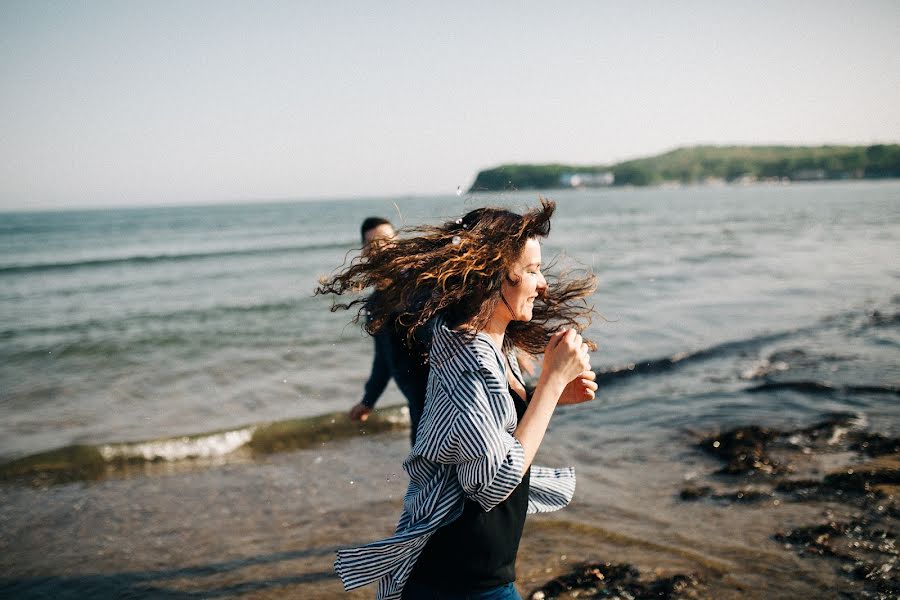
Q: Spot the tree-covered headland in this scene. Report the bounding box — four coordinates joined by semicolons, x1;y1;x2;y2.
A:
468;145;900;191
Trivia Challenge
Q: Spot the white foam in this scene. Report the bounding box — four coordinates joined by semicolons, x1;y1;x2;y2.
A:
381;405;410;425
99;427;256;462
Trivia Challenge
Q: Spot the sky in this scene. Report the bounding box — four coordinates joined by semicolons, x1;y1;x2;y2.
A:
1;1;898;210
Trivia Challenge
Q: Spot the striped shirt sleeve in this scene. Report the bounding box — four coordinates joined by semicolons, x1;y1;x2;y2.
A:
527;466;576;514
441;368;526;512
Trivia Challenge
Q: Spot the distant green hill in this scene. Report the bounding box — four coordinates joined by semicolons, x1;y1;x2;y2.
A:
468;144;900;191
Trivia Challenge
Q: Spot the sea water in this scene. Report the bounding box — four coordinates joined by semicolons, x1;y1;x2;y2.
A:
1;181;898;598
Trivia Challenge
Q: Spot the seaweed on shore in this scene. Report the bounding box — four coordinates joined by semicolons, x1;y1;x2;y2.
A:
678;484;771;503
685;413;899;505
697;424;785;475
527;561;703;600
774;505;898;599
694;412;890;479
682;413;899;599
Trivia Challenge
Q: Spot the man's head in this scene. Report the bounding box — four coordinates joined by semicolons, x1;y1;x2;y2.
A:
360;217;395;257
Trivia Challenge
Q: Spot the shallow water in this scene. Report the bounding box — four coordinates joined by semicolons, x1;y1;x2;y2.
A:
0;422;880;599
1;181;898;597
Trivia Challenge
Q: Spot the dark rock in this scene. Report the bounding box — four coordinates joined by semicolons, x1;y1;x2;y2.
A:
528;562;703;600
689;415;899;597
681;486;770;503
823;466;900;494
717;488;771;503
799;412;859;438
698;425;785;475
867;309;900;327
774;522;849;556
773;506;898;598
774;479;821;493
679;485;713;501
850;433;900;458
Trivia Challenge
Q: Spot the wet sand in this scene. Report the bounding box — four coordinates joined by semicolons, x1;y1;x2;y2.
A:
3;415;896;600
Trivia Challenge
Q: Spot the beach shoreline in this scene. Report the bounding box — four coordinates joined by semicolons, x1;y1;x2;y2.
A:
2;410;896;600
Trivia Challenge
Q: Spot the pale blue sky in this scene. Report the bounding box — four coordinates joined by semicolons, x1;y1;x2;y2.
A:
1;1;898;210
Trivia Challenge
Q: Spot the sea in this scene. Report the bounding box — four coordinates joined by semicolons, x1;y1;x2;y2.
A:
1;181;898;599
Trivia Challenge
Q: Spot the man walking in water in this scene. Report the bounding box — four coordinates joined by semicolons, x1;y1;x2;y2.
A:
348;217;429;445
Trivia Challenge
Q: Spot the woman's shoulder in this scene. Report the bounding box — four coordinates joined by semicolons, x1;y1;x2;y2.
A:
430;316;504;377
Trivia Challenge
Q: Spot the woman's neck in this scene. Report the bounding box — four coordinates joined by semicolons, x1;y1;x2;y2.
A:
481;312;510;353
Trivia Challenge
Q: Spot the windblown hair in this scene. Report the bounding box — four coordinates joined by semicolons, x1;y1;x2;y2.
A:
315;198;597;356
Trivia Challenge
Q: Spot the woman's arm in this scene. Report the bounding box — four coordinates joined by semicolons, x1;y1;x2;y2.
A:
515;329;591;470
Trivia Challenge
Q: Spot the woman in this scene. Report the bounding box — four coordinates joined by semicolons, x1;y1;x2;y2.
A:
316;198;597;599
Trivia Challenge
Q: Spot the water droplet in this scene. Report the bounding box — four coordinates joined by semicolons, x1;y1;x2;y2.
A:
349;480;355;485
713;441;720;448
455;218;462;224
282;379;287;384
452;236;461;245
456;186;462;196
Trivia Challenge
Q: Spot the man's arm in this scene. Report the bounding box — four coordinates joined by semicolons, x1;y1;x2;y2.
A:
350;331;392;421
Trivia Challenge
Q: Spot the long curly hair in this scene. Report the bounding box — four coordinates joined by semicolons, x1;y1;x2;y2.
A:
315;198;597;356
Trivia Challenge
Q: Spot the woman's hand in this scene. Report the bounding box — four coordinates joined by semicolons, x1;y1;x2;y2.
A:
558;369;597;405
540;329;591;390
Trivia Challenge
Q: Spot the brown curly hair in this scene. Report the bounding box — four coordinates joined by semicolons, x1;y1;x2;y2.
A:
315;198;597;356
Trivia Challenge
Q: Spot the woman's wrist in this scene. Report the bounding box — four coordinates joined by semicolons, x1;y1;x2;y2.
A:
535;371;567;399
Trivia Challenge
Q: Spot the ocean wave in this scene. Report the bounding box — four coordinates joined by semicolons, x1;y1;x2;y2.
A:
594;329;798;385
0;298;315;343
745;381;900;396
680;250;752;264
595;303;898;387
98;428;257;462
0;405;409;485
0;241;351;276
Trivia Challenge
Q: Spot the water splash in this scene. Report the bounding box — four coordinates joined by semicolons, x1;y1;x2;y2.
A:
99;428;256;462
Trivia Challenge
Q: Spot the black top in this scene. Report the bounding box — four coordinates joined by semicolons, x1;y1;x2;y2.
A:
408;386;531;591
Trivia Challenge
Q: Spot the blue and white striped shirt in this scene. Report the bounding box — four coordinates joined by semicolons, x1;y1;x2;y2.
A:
334;317;576;599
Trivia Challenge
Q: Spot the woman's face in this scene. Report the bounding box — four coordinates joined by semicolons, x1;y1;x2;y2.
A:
501;238;547;322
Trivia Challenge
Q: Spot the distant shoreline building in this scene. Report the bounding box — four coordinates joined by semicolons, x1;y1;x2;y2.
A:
560;171;615;188
791;168;827;181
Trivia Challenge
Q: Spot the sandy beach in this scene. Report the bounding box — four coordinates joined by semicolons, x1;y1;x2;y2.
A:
2;407;897;599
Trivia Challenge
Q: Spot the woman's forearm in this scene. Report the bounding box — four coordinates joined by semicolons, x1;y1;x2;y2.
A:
514;372;566;470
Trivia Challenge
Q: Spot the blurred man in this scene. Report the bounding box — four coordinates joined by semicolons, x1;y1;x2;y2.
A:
349;218;429;445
